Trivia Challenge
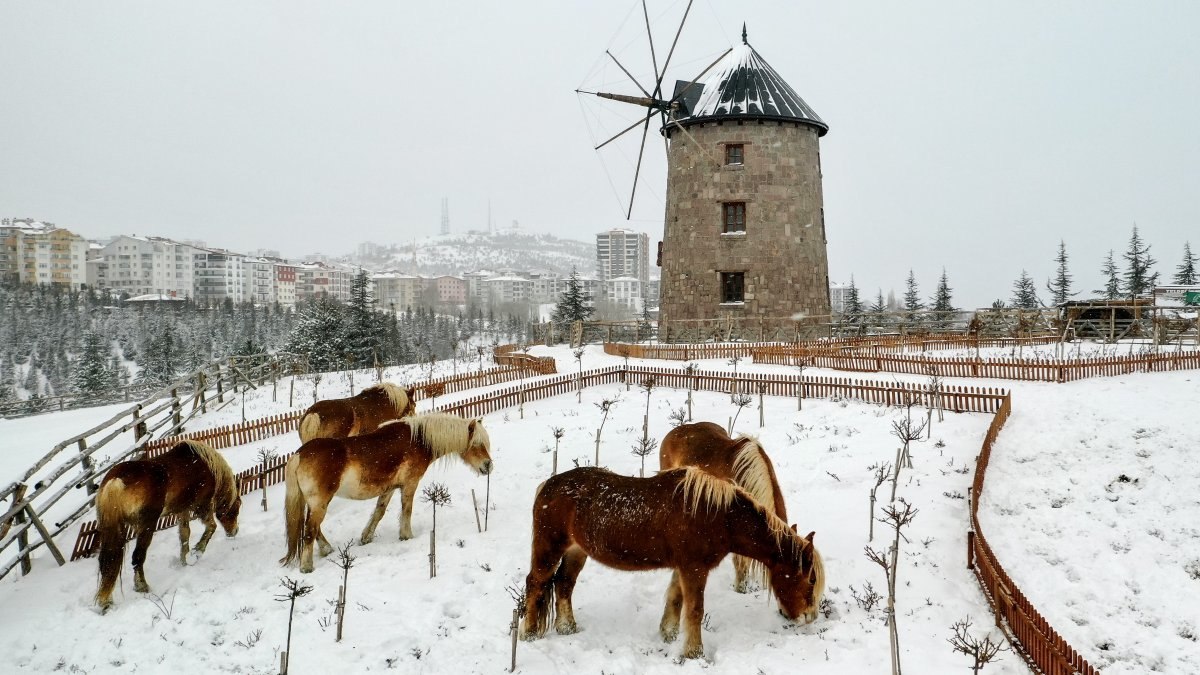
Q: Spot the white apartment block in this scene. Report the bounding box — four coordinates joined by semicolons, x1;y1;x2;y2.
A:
485;276;533;306
88;235;196;298
274;261;298;308
0;220;89;289
528;272;560;304
596;228;650;287
244;258;277;305
829;282;850;314
297;262;351;302
606;276;644;314
193;248;248;304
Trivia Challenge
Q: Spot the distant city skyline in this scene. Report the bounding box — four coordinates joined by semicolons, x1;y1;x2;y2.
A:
2;2;1197;308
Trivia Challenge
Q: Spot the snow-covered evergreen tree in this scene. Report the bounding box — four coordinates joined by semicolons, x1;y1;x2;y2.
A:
74;330;112;395
1121;225;1157;298
929;269;956;328
1010;270;1040;309
903;270;924;324
1174;241;1197;285
844;276;864;318
551;267;594;334
285;298;350;372
1095;250;1121;300
1045;240;1074;305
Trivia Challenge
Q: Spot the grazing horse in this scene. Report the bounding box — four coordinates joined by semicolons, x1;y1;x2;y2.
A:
281;412;493;573
94;440;242;612
298;382;417;443
521;467;823;660
661;421;788;593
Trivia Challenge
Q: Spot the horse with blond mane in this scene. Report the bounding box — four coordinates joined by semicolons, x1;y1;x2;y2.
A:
298;382;417;443
281;412;493;573
521;466;823;660
661;421;788;593
94;440;242;612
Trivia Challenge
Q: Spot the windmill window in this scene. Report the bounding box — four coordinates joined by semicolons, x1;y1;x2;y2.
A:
725;143;744;165
723;202;746;233
720;272;744;303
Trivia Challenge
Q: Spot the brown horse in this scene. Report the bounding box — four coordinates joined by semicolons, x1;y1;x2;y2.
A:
94;440;242;612
298;382;417;443
521;467;824;660
281;412;493;573
661;421;788;593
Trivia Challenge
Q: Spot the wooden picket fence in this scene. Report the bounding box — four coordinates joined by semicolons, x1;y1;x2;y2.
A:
604;335;1065;362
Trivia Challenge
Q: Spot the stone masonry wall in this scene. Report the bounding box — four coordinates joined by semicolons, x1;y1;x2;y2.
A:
659;120;832;326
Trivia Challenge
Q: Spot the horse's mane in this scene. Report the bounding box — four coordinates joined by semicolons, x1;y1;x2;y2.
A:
730;436;782;517
179;440;238;509
404;413;487;459
677;466;742;514
365;382;411;415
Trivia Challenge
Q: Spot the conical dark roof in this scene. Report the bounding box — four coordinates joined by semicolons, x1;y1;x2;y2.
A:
679;39;827;136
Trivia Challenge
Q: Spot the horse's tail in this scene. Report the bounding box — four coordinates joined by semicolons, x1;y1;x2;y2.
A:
279;454;306;566
298;412;321;444
94;478;131;609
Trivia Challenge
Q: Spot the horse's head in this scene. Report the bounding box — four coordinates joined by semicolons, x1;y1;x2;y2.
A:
462;418;493;475
217;492;242;538
770;528;823;625
402;386;418;417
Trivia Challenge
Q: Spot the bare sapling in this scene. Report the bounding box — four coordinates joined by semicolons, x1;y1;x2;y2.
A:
631;435;659;478
257;447;278;511
948;616;1009;674
756;382;767;427
332;542;357;642
310;372;323;404
423;382;445;412
727;355;741;402
573;348;584;403
550;427;564;476
683;362;697;421
374;349;384;383
867;462;891;542
345;360;354;396
421;483;451;578
427;350;438;380
593;398;616;466
484;472;491;532
865;499;919;675
795;355;810;411
476;345;487;373
889;403;928;503
276;576;315;675
925;366;944;435
506;583;527;672
617;345;632;390
639;375;657;446
729;393;753;434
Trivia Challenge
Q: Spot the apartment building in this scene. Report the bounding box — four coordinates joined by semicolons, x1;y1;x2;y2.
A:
596;228;650;287
297;262;351;302
274;261;297;308
371;272;424;313
193;248;248;304
87;234;196;297
606;276;644;314
433;275;467;304
0;219;89;289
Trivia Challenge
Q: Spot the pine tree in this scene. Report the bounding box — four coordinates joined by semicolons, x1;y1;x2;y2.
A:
903;270;924;324
1095;250;1121;300
74;330;112;395
345;270;380;368
844;276;864;318
1175;241;1198;285
1045;240;1074;305
285;298;349;372
1010;270;1040;309
1121;225;1157;298
869;290;886;315
929;269;956;328
551;267;594;335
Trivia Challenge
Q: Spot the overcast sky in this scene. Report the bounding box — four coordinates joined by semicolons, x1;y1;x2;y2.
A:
2;1;1197;307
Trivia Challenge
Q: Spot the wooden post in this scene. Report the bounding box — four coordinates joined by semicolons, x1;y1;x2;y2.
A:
484;473;490;532
279;651;287;675
429;530;436;578
216;367;225;403
510;607;520;673
336;584;345;642
14;484;31;575
24;504;66;566
171;388;182;433
471;489;482;533
966;530;975;569
289;376;295;408
132;405;146;457
78;439;98;494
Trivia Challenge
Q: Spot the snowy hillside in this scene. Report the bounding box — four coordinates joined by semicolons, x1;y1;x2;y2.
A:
360;231;597;277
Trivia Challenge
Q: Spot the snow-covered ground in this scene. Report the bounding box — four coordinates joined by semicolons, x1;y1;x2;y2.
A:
3;342;1197;674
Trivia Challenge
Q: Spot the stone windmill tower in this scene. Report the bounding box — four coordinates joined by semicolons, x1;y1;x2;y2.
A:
583;15;831;335
659;28;831;330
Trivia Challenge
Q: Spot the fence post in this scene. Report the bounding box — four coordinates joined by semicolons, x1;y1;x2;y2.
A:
14;484;31;575
171;388;182;434
216;365;225;403
78;439;98;495
133;405;147;457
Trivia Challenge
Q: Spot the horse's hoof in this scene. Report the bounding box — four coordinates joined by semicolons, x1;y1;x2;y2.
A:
555;621;579;635
733;582;751;594
680;645;705;660
134;582;150;594
300;562;314;574
359;535;374;546
659;626;679;643
319;546;334;557
398;533;413;542
97;600;113;614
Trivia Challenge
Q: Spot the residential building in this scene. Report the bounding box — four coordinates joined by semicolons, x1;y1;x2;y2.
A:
462;271;494;305
274;261;297;308
606;276;644;314
596;228;650;287
829;282;850;314
433;275;467;304
0;219;89;289
372;272;424;313
296;262;351;302
486;276;533;306
193;248;248;304
244;257;277;306
528;272;561;304
88;234;196;297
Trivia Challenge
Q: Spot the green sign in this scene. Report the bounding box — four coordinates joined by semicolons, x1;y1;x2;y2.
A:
1186;291;1200;306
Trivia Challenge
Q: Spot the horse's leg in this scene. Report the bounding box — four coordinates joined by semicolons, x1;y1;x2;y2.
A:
552;545;588;635
131;526;157;593
301;502;329;574
732;555;753;593
177;511;192;565
521;535;570;640
659;570;684;642
359;488;396;546
397;482;416;541
194;509;218;555
678;568;711;659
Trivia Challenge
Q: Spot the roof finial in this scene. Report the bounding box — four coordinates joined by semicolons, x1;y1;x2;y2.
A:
741;23;748;45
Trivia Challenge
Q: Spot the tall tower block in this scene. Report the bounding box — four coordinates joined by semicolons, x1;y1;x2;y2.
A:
659;31;831;328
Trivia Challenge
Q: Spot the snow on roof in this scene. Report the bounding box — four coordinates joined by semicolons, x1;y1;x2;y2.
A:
681;37;827;135
126;294;185;302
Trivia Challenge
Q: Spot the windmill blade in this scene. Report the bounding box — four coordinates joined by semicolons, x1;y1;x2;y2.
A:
626;110;654;220
641;0;660;97
595;112;653;150
606;51;653;100
653;0;694;98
